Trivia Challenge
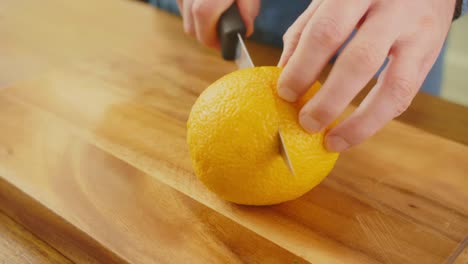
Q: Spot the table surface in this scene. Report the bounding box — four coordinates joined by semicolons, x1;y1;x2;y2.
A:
0;0;467;263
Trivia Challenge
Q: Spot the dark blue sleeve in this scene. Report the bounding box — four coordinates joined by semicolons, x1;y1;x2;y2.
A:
150;0;180;15
463;0;468;16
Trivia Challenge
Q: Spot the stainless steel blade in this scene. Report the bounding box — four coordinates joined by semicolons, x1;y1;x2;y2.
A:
278;128;295;176
234;33;254;69
234;33;295;175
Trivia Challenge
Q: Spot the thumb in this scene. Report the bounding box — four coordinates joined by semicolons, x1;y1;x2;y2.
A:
237;0;260;36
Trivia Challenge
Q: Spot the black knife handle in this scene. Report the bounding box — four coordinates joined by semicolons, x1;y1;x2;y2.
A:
217;3;246;60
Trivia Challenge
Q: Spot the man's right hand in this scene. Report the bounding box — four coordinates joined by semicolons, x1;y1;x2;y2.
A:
176;0;260;48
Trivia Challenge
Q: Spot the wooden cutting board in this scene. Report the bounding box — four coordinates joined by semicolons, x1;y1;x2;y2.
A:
0;0;467;263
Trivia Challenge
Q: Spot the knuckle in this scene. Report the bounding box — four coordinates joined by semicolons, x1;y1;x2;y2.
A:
389;77;415;116
419;15;436;31
308;17;344;47
418;15;442;42
348;42;382;69
283;29;301;46
282;30;292;43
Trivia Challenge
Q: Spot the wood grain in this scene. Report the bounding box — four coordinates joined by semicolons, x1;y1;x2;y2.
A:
0;95;306;264
0;0;467;263
0;212;71;264
0;176;130;264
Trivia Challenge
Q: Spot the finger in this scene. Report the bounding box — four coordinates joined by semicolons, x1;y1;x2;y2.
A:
324;42;438;152
299;4;399;133
237;0;261;37
278;0;323;67
277;0;371;103
183;0;195;36
192;0;233;47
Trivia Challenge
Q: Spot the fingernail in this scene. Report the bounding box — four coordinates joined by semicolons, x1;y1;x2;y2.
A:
277;87;298;102
299;115;322;133
326;136;349;152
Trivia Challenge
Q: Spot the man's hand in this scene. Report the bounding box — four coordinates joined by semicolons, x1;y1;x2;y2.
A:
176;0;260;48
277;0;456;152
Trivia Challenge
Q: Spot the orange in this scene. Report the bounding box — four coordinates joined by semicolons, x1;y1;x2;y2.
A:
187;66;339;205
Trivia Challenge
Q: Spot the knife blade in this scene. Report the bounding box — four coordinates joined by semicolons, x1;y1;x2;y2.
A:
218;4;296;175
234;33;254;69
278;128;296;176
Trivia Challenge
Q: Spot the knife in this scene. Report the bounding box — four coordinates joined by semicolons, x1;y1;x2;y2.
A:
218;4;296;176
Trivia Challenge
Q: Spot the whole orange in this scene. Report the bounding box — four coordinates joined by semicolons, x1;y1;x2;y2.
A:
187;67;339;205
